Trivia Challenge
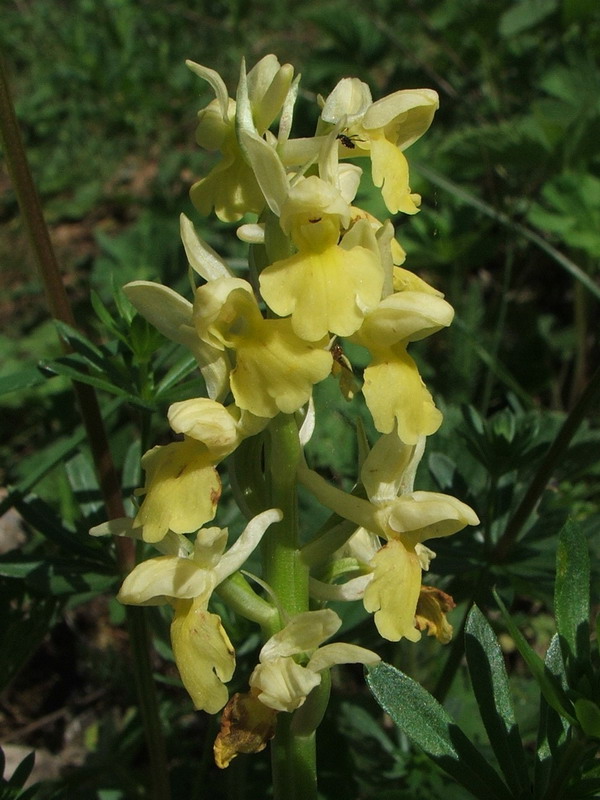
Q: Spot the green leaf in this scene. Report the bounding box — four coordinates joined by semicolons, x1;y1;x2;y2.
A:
465;607;531;795
65;451;104;518
54;319;106;365
555;519;591;677
366;662;512;800
12;493;110;562
26;558;117;596
494;591;577;725
574;698;600;738
154;352;198;397
39;357;152;409
499;0;558;37
0;398;123;518
0;366;48;396
535;635;570;793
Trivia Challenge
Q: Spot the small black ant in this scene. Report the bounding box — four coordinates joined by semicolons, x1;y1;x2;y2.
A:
336;133;362;150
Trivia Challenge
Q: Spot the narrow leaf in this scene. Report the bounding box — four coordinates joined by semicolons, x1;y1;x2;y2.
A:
40;358;152;408
555;519;591;676
0;398;123;517
494;590;577;725
465;606;531;795
7;750;35;787
366;662;512;800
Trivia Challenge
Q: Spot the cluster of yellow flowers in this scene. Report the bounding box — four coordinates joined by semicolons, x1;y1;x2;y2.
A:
92;55;478;764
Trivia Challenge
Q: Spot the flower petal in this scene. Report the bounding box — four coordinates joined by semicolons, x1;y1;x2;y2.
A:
180;214;231;281
171;598;235;713
361;345;442;444
362;88;439;150
249;657;321;712
231;319;332;417
306;642;380;673
214;509;283;583
117;556;214;605
386;492;479;541
259;243;383;341
415;586;456;644
259;608;341;661
309;574;372;602
168;399;239;456
213;691;278;769
134;439;221;543
363;538;422;642
360;433;423;505
369;136;420;215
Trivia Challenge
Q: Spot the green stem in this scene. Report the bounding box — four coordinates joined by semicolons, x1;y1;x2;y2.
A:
263;414;317;800
0;50;170;800
216;572;278;632
270;715;318;800
263;415;308;624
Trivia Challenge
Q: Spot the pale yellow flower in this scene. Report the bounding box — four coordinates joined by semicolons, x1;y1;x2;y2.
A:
259;176;384;342
133;438;221;544
351;290;454;444
187;56;294;221
320;78;439;215
249;609;379;712
118;510;282;713
193;277;332;417
298;434;478;642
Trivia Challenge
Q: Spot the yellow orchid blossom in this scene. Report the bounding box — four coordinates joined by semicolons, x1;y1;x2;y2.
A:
351;289;454;443
118;510;282;713
249;609;379;712
133;438;221;544
193;277;332;417
319;77;439;215
259;176;384;342
187;56;294;221
298;434;479;642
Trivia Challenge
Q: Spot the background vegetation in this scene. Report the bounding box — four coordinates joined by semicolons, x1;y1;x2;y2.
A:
0;0;599;797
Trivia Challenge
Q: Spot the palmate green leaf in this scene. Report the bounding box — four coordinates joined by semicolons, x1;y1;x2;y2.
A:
0;398;123;519
54;319;105;362
39;357;153;409
555;519;591;678
366;662;512;800
154;352;198;398
465;607;531;796
414;165;600;303
494;591;577;726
